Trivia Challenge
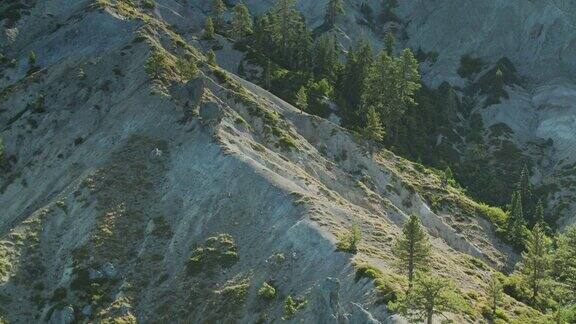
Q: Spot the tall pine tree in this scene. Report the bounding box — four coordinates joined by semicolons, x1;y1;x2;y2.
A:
324;0;344;27
212;0;226;30
231;3;253;39
337;40;373;127
520;223;552;307
393;214;430;287
312;34;340;81
507;190;526;247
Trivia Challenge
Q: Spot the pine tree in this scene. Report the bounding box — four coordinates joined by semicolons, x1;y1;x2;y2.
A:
145;50;169;79
206;50;217;66
28;51;36;65
393;214;430;287
384;31;395;56
486;274;503;320
204;17;215;39
212;0;226;30
231;3;253;39
507;190;526;247
338;40;373;126
295;86;308;112
312;34;340;81
272;0;312;69
391;273;465;324
534;199;545;226
361;48;420;136
520;223;552;306
517;164;534;218
553;225;576;299
324;0;344;27
363;107;384;144
263;59;272;89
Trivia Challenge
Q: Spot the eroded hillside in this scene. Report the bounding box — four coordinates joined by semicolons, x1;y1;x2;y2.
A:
0;0;561;323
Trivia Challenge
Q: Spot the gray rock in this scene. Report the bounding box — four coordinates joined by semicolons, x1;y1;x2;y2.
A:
199;101;223;124
88;268;103;280
49;305;75;324
81;305;93;317
102;262;117;278
304;277;343;324
344;303;381;324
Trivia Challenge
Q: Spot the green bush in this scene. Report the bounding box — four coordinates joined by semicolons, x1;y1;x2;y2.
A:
336;226;362;253
257;282;276;300
282;295;307;320
142;0;155;9
187;234;239;276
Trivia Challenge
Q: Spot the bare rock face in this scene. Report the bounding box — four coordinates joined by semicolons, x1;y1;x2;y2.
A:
199;101;224;124
344;303;382;324
48;306;74;324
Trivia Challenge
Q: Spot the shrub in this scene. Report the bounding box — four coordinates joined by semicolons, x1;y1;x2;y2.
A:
258;282;276;300
142;0;155;9
355;263;406;304
145;49;170;80
187;234;239;276
336;226;362;253
282;295;307;320
175;57;198;80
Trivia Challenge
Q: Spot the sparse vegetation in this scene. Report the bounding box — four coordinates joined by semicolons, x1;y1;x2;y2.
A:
187;234;239;276
257;282;276;300
282;295;307;320
336;226;362;253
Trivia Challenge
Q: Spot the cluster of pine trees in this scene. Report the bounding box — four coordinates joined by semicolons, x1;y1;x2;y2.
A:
204;0;419;148
356;213;576;322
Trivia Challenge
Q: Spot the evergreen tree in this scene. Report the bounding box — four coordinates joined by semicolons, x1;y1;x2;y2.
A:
363;107;384;144
391;273;465;324
272;0;312;69
517;164;534;218
533;199;545;226
507;190;526;247
203;17;215;39
295;86;308;112
212;0;226;30
486;274;503;320
28;51;36;65
393;214;430;287
362;48;420;136
263;58;273;89
553;225;576;300
324;0;344;27
337;40;373;126
206;50;217;66
145;50;169;79
312;34;340;81
384;31;395;56
520;223;552;307
231;3;253;39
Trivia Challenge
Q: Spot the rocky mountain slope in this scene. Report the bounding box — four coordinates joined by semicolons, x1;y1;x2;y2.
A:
0;0;567;323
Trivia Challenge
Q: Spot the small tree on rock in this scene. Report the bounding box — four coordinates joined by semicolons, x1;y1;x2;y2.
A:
204;17;215;39
393;214;430;287
391;273;466;324
486;273;503;320
145;50;169;80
